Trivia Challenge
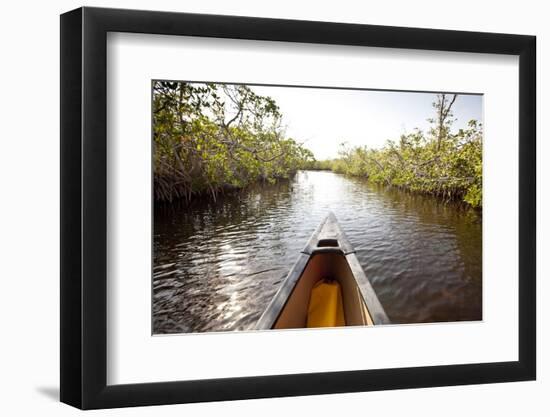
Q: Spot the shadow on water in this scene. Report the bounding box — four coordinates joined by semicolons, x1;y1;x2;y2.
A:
154;170;482;333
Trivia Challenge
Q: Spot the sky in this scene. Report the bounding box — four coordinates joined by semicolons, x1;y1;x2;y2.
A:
249;85;483;160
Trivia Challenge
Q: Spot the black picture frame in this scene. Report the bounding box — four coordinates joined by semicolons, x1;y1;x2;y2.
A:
60;6;536;410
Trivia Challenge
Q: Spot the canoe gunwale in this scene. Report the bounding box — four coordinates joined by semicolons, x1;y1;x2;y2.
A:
302;213;355;256
255;212;390;330
255;253;310;330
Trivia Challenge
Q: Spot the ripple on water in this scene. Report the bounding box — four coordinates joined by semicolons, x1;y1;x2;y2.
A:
153;171;482;334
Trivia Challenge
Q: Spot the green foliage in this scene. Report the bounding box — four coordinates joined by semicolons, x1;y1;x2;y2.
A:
154;87;482;209
310;95;483;208
304;159;333;171
153;82;314;202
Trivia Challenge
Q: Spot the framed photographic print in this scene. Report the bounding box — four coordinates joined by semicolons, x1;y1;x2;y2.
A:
60;6;536;409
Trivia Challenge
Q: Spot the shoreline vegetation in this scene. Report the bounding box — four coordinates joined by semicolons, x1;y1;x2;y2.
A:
153;81;313;203
306;94;482;208
154;82;482;208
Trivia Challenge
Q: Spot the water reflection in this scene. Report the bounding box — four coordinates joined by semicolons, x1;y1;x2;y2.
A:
153;170;482;334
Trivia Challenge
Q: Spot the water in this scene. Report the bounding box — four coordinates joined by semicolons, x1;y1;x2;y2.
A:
153;170;482;334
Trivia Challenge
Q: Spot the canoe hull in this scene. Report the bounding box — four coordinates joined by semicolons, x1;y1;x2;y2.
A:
256;213;390;330
273;252;373;329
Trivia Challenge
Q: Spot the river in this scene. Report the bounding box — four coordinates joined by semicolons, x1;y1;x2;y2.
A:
153;170;482;334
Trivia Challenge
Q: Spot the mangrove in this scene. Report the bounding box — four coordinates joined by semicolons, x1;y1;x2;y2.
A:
306;94;483;208
153;81;314;202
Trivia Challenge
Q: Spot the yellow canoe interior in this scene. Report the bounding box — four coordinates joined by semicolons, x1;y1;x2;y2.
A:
255;212;389;330
307;279;345;328
273;252;374;329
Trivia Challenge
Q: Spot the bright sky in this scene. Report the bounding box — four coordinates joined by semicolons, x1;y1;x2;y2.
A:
250;85;483;160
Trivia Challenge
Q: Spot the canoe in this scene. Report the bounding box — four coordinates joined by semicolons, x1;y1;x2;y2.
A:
256;212;390;330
